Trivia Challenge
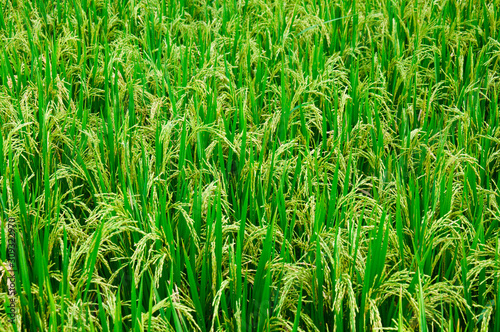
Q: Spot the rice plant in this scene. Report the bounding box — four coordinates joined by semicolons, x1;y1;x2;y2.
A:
0;0;499;330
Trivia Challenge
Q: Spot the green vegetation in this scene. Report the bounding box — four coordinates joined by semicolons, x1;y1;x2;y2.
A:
1;0;500;330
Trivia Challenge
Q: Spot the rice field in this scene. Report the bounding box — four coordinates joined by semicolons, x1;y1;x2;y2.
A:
0;0;500;330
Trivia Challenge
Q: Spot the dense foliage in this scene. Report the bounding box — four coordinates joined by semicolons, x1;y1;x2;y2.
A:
0;0;500;330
